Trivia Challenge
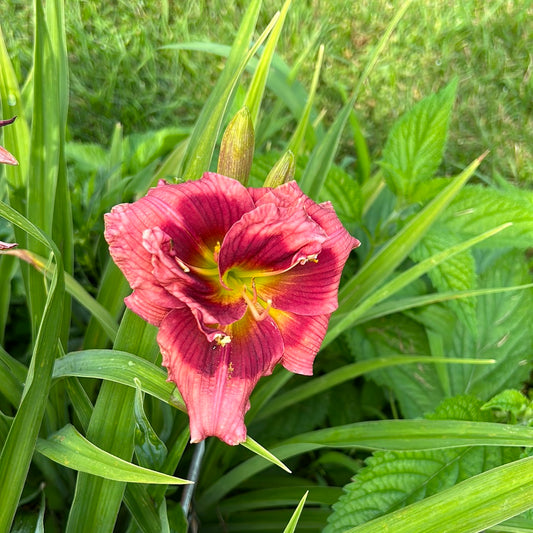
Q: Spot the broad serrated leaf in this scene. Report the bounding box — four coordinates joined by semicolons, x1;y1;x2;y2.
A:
348;314;445;418
324;397;519;533
444;184;533;249
318;166;362;224
410;228;477;335
482;390;532;424
350;248;532;418
381;79;457;199
447;250;533;399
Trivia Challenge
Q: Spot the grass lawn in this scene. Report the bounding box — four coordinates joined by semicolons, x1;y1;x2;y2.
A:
2;0;531;183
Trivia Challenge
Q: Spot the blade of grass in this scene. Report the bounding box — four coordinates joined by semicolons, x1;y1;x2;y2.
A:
298;92;356;199
198;419;533;512
0;200;64;532
298;0;414;199
66;311;161;532
83;260;128;349
242;436;291;473
361;283;533;324
0;26;31;198
179;0;264;180
287;44;324;159
25;0;65;337
53;349;185;412
244;0;291;127
46;0;72;347
252;356;494;423
1;248;119;342
283;491;309;533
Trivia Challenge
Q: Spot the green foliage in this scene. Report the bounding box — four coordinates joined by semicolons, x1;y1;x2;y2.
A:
325;396;521;533
0;1;532;532
382;80;457;200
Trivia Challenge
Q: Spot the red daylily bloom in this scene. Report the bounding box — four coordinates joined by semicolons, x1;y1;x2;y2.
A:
104;173;360;445
0;117;18;166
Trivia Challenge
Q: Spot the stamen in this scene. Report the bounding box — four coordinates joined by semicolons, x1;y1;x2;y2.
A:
174;257;190;272
213;241;221;263
214;333;231;346
242;285;272;321
298;254;319;265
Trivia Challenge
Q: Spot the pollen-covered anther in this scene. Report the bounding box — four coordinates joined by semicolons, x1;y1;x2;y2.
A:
174;257;190;272
214;333;231;346
213;241;221;263
298;253;319;265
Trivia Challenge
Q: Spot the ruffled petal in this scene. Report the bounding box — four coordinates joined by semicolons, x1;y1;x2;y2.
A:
104;173;255;287
218;202;327;278
125;287;183;327
158;307;284;445
0;241;17;250
271;309;330;375
252;180;306;210
148;173;255;263
144;227;246;326
0;145;18;166
255;225;357;315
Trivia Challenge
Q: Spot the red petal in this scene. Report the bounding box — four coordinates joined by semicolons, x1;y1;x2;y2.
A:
144;227;246;326
0;145;18;166
218;202;327;277
104;173;254;286
272;309;330;375
158;307;284;445
0;241;17;250
125;287;183;326
256;227;357;315
148;173;255;262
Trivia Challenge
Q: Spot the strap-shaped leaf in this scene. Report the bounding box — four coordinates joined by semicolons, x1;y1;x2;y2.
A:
330;155;484;344
198;418;533;512
0;200;64;531
180;2;278;181
53;349;185;411
345;455;533;533
326;220;508;345
36;424;190;485
282;491;309;533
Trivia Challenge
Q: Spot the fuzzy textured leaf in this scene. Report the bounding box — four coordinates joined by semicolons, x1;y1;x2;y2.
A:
325;397;520;533
410;228;477;334
444;184;533;249
381;79;457;199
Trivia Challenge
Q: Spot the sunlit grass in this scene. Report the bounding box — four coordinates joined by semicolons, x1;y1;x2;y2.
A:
3;0;530;182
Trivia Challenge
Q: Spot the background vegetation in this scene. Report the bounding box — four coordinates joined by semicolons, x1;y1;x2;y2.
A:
2;0;531;182
1;1;532;531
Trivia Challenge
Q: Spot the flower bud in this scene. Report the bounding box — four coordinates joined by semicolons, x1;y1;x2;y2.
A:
217;106;254;185
263;150;295;188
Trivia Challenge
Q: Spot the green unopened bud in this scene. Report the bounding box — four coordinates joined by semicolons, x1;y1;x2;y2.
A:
263;150;295;188
217;106;254;185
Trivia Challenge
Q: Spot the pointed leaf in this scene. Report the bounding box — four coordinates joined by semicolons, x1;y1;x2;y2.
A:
36;425;190;485
283;491;309;533
382;80;457;198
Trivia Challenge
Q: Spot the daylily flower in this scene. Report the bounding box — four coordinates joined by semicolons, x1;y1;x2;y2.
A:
104;173;359;445
0;117;18;166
